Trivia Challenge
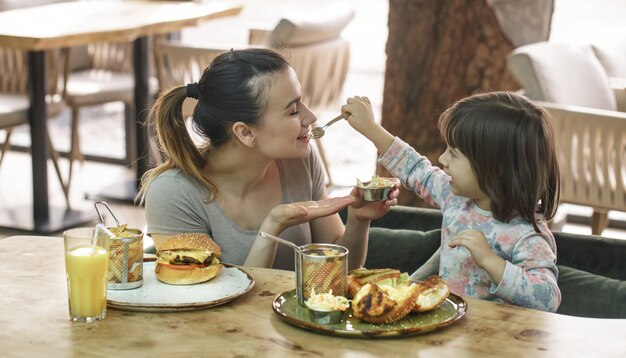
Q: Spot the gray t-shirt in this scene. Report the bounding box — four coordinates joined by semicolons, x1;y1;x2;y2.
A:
144;150;326;270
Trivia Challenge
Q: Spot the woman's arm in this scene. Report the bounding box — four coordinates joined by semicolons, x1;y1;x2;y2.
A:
310;186;399;270
243;196;356;267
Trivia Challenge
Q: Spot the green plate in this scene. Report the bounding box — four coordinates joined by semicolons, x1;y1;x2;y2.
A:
272;289;466;338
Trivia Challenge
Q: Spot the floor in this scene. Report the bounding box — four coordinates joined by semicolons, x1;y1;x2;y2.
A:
0;0;624;240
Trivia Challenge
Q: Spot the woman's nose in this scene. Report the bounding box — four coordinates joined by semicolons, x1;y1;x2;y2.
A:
302;105;317;126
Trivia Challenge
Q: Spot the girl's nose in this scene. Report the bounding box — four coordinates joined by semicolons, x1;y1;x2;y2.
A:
438;152;447;167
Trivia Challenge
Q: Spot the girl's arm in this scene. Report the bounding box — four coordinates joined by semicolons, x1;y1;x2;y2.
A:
450;230;560;312
494;234;561;312
342;96;451;209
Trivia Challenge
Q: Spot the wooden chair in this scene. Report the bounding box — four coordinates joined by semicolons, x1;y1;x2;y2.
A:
0;47;71;207
508;42;626;235
62;42;158;188
153;3;355;186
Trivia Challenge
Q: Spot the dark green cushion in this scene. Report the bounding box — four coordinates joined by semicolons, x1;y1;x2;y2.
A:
554;231;626;281
364;227;441;273
339;206;443;232
556;265;626;318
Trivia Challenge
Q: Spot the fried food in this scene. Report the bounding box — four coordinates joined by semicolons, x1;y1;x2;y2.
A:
351;282;421;324
412;275;450;312
347;268;405;298
348;268;451;322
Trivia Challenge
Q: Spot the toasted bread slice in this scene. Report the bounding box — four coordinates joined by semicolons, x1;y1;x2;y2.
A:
351;282;420;324
347;268;402;298
412;275;450;312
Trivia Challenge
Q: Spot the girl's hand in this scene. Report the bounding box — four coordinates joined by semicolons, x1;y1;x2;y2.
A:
449;229;505;283
341;96;377;136
341;96;395;154
263;196;356;235
349;179;400;222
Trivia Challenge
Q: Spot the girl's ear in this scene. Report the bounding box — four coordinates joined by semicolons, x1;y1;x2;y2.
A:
232;122;256;147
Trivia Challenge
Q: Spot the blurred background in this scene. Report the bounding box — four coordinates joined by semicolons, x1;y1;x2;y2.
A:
0;0;624;239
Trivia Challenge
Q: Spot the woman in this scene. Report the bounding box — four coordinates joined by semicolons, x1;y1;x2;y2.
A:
138;49;397;270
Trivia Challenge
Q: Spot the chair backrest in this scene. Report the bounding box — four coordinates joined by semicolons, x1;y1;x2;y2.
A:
250;3;355;112
0;47;65;119
153;40;227;118
540;101;626;214
588;29;626;79
508;42;617;111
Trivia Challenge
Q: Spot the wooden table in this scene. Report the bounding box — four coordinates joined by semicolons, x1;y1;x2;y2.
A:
1;236;624;357
0;1;242;233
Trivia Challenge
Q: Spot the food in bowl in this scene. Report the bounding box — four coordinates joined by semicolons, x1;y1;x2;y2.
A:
356;175;397;189
155;233;222;285
305;289;350;325
356;175;397;201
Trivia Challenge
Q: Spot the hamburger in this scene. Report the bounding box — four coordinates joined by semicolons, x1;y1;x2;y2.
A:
155;233;222;285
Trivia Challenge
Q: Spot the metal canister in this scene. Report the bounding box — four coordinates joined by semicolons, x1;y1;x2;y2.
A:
94;200;144;290
107;227;143;290
295;243;348;305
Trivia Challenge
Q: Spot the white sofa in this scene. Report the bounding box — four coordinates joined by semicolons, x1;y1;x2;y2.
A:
507;40;626;235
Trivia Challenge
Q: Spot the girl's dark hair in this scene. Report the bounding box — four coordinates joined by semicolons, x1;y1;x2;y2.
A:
438;91;560;232
137;48;290;202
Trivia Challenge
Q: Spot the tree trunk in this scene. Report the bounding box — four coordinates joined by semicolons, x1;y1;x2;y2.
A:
381;0;553;207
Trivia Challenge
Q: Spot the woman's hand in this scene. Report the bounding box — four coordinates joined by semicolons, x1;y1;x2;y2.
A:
349;179;400;222
261;196;356;235
449;229;506;283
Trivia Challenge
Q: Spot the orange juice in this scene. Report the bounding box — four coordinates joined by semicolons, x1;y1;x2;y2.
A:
65;245;109;320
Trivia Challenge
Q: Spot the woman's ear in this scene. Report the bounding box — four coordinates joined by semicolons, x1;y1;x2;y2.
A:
232;122;256;147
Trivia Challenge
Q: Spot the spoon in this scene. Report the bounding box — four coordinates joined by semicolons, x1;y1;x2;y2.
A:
307;113;346;139
259;232;301;253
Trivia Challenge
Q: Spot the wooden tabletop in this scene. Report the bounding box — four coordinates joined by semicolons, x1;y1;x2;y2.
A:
0;1;243;50
0;235;624;357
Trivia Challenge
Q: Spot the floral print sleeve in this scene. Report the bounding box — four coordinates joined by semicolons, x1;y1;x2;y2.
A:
379;137;451;209
491;233;561;312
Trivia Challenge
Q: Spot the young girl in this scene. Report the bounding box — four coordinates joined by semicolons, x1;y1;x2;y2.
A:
138;49;398;271
342;92;561;312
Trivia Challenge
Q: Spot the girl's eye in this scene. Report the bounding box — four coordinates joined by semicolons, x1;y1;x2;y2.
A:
448;147;457;158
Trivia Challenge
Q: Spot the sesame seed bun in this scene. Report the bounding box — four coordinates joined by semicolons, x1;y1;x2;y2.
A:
155;233;222;285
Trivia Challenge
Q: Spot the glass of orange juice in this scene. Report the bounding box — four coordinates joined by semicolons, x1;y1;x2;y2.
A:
63;227;111;322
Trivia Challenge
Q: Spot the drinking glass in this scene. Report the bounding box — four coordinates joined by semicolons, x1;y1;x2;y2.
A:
63;227;110;322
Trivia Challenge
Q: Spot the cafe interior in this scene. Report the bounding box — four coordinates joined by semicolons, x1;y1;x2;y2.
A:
0;0;624;356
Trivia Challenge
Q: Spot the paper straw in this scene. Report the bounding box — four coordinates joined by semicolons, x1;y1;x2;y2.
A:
91;223;116;255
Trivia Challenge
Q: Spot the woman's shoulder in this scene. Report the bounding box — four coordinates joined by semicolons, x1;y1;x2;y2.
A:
146;168;206;198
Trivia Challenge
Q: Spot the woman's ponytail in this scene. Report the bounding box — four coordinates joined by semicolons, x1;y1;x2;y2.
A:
136;85;216;204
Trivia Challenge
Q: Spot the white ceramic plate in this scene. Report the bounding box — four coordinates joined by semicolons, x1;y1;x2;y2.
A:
107;262;255;312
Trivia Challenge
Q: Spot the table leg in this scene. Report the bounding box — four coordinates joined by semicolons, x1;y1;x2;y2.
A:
134;36;149;185
85;36;152;204
28;51;50;224
0;50;94;234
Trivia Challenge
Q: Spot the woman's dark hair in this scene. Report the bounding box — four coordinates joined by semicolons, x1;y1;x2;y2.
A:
438;91;560;232
137;48;290;202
